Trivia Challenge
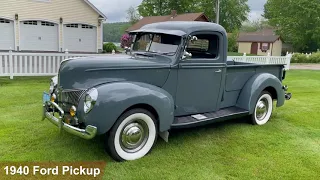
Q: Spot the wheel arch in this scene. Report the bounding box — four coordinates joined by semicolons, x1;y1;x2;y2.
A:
236;73;285;114
120;103;160;128
83;81;174;135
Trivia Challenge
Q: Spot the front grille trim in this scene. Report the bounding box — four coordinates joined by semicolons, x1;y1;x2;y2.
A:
58;89;87;110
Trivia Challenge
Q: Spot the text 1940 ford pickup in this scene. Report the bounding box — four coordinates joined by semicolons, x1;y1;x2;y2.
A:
42;21;291;161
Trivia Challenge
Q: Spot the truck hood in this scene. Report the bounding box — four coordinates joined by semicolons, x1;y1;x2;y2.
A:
58;55;172;89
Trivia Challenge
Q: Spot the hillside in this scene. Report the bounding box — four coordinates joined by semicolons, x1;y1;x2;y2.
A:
103;22;131;43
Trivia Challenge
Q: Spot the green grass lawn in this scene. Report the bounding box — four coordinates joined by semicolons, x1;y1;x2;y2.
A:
0;71;319;179
228;52;257;56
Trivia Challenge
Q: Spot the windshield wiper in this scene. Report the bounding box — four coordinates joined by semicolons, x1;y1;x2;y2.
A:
133;52;155;57
159;52;176;55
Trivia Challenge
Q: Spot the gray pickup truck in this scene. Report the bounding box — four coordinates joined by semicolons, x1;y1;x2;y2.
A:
42;21;291;161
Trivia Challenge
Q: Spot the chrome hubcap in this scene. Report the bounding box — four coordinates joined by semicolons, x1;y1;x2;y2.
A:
256;98;269;121
120;120;149;153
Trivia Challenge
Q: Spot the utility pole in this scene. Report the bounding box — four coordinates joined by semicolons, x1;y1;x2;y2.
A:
215;0;220;24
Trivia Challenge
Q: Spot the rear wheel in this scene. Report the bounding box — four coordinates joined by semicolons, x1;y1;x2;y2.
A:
251;91;273;125
106;108;157;161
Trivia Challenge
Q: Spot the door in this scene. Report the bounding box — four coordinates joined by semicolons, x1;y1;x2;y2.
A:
0;18;14;50
63;24;97;52
175;33;224;116
20;21;59;51
250;42;258;55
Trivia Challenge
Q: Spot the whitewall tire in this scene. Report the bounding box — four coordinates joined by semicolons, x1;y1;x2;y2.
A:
106;109;157;161
251;91;273;125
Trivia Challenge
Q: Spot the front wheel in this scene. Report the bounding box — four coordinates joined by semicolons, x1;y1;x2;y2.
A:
251;91;273;125
106;109;157;161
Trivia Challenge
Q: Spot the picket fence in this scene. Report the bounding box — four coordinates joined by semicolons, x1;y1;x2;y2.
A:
0;50;292;79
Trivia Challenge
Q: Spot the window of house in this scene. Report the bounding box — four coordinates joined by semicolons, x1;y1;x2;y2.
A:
66;24;78;28
261;43;269;52
41;21;54;26
186;34;219;59
23;21;38;25
0;19;10;23
82;24;93;29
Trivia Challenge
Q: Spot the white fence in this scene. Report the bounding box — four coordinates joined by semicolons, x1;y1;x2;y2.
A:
229;53;292;70
0;51;292;79
0;50;108;79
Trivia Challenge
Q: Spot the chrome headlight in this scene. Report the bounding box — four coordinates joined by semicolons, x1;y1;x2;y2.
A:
49;76;58;94
84;88;98;114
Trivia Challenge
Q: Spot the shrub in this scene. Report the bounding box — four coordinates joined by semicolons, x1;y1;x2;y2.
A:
120;34;132;48
103;42;117;53
291;52;320;63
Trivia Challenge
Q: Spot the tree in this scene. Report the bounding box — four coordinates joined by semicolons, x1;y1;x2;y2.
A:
126;6;141;25
264;0;320;52
241;18;271;32
138;0;250;32
201;0;250;32
228;31;239;52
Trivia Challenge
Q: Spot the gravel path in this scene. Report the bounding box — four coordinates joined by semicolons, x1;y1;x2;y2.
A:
290;64;320;70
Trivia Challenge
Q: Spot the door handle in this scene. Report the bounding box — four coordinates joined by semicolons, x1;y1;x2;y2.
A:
215;69;222;73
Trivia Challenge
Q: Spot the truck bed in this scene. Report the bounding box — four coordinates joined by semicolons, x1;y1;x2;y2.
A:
219;61;285;109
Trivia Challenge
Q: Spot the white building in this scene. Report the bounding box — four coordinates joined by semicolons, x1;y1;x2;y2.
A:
0;0;107;53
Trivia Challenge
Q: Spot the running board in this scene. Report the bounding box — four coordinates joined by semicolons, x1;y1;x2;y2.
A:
172;107;249;128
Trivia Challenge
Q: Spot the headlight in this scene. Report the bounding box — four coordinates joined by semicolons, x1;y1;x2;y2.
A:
84;88;98;114
49;76;58;94
49;81;55;94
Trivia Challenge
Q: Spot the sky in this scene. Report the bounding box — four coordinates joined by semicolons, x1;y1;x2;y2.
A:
89;0;267;23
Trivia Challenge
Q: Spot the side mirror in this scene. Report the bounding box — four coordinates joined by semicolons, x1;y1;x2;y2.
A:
189;36;198;44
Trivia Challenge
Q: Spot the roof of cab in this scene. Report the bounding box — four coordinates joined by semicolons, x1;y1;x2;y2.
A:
131;21;227;36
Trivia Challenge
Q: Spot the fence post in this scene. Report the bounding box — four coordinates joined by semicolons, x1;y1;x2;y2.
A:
9;48;13;79
243;52;247;62
266;52;271;64
285;53;292;70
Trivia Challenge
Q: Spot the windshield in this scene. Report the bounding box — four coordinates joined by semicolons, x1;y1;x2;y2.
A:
132;33;181;55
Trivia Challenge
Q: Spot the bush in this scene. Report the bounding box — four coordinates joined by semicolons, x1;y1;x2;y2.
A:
103;42;117;53
291;52;320;63
120;34;132;48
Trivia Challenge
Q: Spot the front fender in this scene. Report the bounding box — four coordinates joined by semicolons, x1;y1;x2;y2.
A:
80;82;174;135
236;73;285;114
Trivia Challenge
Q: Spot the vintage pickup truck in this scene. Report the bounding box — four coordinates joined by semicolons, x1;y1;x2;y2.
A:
42;21;291;161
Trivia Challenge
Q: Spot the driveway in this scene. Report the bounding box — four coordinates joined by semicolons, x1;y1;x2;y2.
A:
290;64;320;70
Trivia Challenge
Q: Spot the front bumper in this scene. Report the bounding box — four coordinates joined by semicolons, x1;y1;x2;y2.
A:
42;101;97;140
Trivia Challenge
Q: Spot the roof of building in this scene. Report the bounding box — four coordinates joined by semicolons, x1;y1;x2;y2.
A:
126;11;209;32
83;0;107;19
129;21;226;36
237;29;280;43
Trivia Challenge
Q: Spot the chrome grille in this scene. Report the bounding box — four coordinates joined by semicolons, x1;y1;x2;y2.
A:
59;89;86;106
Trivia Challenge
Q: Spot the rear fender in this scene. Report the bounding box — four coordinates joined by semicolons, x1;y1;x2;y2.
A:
236;73;285;114
80;82;174;135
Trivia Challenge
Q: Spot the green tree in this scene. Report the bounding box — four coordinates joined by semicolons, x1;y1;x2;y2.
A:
241;18;271;32
126;6;141;25
228;31;239;52
103;22;131;42
138;0;250;32
264;0;320;52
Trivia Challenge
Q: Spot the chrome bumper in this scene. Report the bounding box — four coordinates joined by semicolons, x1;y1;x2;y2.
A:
42;101;97;140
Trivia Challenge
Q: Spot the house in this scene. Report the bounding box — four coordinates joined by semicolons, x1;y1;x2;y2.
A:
0;0;107;53
126;10;209;32
237;29;282;56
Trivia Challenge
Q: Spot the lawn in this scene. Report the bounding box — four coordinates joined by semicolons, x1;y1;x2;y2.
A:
0;71;319;179
227;52;256;56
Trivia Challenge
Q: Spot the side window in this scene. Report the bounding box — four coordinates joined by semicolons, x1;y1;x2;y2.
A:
186;34;219;59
